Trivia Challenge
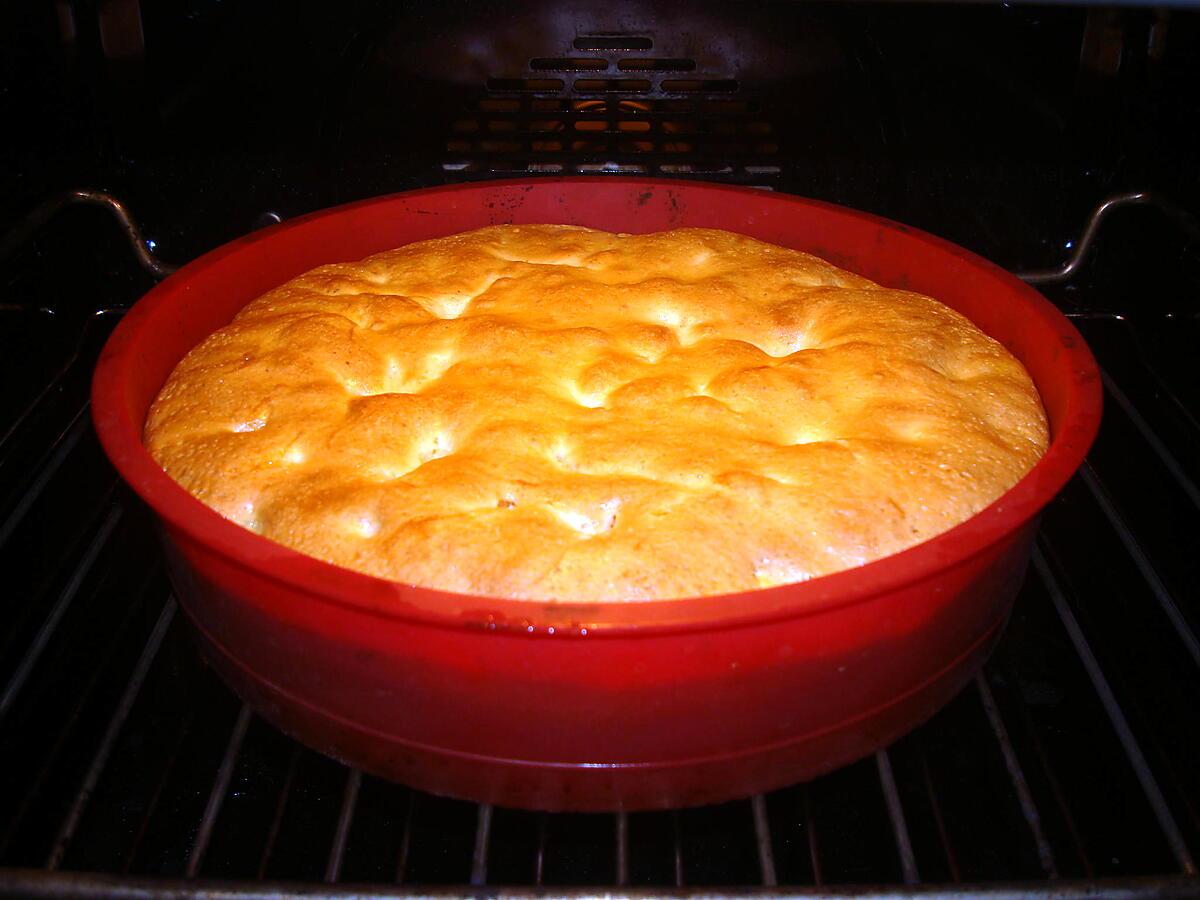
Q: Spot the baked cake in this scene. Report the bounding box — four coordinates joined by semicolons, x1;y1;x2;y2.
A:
144;225;1049;601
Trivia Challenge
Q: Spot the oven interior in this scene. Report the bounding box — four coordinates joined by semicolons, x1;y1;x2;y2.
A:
1;1;1198;896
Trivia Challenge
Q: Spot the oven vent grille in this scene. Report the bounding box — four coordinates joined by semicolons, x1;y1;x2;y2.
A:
441;37;781;186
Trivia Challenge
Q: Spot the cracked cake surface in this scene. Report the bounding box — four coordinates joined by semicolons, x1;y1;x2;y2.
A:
144;224;1049;601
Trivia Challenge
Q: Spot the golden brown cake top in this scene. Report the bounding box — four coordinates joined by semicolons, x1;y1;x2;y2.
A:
145;225;1048;602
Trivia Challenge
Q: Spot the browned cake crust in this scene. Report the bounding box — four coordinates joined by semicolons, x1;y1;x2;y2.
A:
144;225;1049;601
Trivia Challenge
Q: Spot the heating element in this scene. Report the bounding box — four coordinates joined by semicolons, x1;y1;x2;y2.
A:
0;186;1196;898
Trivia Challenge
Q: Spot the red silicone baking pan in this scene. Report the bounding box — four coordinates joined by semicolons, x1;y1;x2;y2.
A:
91;178;1101;811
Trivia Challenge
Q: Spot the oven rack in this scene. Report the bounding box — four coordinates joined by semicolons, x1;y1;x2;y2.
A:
0;191;1196;899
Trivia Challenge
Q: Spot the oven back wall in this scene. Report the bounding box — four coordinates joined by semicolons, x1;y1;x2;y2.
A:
3;1;1197;273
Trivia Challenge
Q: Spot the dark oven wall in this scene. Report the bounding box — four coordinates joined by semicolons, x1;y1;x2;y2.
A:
1;1;1199;895
2;0;1198;276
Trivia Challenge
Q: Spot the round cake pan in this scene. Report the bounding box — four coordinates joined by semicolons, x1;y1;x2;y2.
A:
92;179;1101;811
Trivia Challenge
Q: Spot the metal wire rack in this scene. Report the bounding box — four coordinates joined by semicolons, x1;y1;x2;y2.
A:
0;190;1197;899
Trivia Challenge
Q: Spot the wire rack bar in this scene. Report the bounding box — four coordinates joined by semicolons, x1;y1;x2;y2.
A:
7;871;1200;899
123;710;195;874
1100;371;1200;513
325;769;362;883
532;812;547;887
469;803;493;886
975;674;1058;878
876;750;920;885
44;595;176;870
0;504;123;723
257;746;302;880
615;811;629;886
672;810;684;887
185;703;253;878
749;795;777;887
1079;463;1200;669
0;569;153;856
0;406;94;552
394;793;416;884
914;735;960;882
1034;546;1196;875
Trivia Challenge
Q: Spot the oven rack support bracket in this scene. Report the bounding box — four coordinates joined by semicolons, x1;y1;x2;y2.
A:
6;187;1196;295
0;189;178;282
1017;190;1200;285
